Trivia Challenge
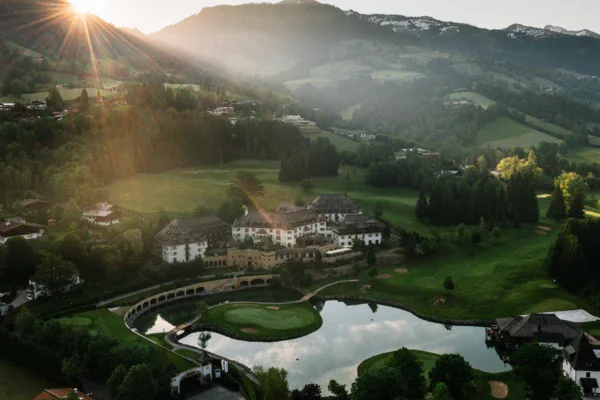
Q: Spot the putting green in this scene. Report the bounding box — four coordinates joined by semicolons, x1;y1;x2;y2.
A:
224;306;317;330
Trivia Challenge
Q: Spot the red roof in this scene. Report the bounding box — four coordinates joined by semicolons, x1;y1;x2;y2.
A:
31;389;95;400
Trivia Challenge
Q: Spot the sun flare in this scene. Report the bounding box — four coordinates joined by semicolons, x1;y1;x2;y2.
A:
70;0;100;15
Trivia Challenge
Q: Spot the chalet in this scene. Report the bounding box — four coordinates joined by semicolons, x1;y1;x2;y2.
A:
563;332;600;397
333;214;385;248
232;209;325;248
0;218;45;244
19;198;50;214
155;216;231;264
208;107;235;116
487;314;582;350
32;388;95;400
0;103;15;111
82;202;120;226
309;194;363;223
25;100;47;111
279;115;319;132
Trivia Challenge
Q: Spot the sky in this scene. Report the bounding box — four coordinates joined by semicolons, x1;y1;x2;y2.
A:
78;0;600;35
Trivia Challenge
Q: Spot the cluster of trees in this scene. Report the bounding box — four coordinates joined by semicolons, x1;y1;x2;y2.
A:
546;218;600;305
285;349;476;400
547;172;589;221
0;308;174;400
279;138;339;182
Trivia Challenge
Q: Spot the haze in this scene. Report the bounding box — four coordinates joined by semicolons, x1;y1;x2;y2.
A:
89;0;600;34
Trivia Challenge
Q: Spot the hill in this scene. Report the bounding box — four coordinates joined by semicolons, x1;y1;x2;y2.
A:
0;0;209;81
474;117;562;148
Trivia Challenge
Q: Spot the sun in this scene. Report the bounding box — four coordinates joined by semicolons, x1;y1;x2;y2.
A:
70;0;100;15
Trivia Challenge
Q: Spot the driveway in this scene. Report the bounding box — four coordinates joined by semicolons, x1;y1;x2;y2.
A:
9;290;30;309
187;386;244;400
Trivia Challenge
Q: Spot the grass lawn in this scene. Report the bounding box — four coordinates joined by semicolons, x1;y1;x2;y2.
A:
358;349;526;400
0;358;57;400
107;160;427;234
474;117;562;148
339;104;362;120
317;220;590;320
370;70;424;83
204;302;322;339
305;131;360;152
563;147;600;164
525;115;574;137
446;92;496;109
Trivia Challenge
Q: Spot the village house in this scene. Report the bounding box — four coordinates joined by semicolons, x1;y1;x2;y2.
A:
232;209;325;248
0;217;45;244
309;194;363;224
25;100;47;111
155;216;231;264
333;214;385;248
82;202;120;226
279;115;320;133
19;198;50;214
563;331;600;397
32;388;95;400
27;274;82;300
0;103;15;111
208;106;235;116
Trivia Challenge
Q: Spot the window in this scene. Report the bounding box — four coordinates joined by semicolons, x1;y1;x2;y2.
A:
587;372;592;377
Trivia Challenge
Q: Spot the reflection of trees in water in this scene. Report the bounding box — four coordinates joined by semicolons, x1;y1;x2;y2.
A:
198;332;212;349
132;313;159;334
311;299;325;313
368;302;378;314
444;324;453;331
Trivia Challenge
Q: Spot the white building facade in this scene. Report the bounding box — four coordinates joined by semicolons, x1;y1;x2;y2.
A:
82;202;120;226
0;218;45;244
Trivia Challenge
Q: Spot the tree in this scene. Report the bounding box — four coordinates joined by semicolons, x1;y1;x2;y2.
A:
351;367;408;400
429;354;474;400
455;224;471;247
31;253;79;298
107;364;127;400
432;383;454;400
0;244;7;280
61;198;82;228
216;199;245;224
554;376;583;400
118;363;157;400
556;172;589;206
300;179;314;194
291;384;322;400
5;237;38;285
327;380;349;400
567;194;585;220
443;276;455;295
14;306;35;335
415;192;429;221
512;343;563;400
193;205;212;217
374;202;384;219
79;88;89;112
387;348;426;400
46;86;64;112
122;229;144;259
62;354;86;385
492;227;502;242
197;301;210;322
228;171;265;205
56;233;87;270
366;246;377;266
547;184;566;221
253;366;289;400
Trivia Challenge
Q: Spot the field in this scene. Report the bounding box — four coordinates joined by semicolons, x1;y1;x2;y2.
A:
474;117;562;148
204;302;322;339
340;104;362;120
446;92;496;109
107;160;427;234
370;70;424;83
563;147;600;163
0;88;116;103
305;131;360;152
0;358;56;400
357;349;525;400
524;115;574;137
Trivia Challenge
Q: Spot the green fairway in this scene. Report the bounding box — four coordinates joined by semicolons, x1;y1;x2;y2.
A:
340;104;362;120
446;92;496;109
0;358;56;400
358;349;526;400
316;219;589;320
107;160;427;234
305;131;360;152
205;302;322;339
474;117;562;148
525;115;574;137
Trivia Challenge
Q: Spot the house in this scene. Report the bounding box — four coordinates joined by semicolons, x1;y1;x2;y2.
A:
28;274;82;300
82;202;120;226
232;209;325;248
0;218;45;244
25;100;47;111
563;332;600;397
487;314;582;350
309;194;363;223
19;198;51;214
208;107;235;116
333;214;385;248
32;388;95;400
155;216;231;264
279;115;320;132
0;103;15;111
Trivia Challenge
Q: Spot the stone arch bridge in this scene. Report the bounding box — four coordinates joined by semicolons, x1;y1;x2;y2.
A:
124;275;277;327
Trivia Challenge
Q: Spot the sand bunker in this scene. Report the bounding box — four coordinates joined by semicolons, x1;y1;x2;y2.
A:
489;381;508;399
266;306;280;310
233;304;260;307
241;328;259;334
535;230;548;236
395;268;408;274
377;274;392;279
537;226;552;232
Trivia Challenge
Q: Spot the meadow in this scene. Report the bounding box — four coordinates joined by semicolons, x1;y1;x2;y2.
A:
107;160;428;234
358;350;526;400
305;131;360;152
446;92;496;109
563;146;600;164
339;104;362;120
0;88;116;103
474;117;562;148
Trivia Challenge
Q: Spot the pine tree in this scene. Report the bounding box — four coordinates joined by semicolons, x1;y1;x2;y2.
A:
415;192;429;221
46;86;64;112
80;88;89;112
547;185;566;221
567;194;585;220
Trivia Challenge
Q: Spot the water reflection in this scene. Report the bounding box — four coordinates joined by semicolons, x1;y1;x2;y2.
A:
177;301;510;391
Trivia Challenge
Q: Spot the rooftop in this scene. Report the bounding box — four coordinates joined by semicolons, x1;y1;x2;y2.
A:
0;219;44;236
496;313;581;341
233;209;321;230
310;194;362;214
276;202;307;213
32;388;95;400
333;214;385;234
564;332;600;371
156;216;231;247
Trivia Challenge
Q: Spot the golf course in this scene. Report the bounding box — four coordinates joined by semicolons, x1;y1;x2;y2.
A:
202;302;322;339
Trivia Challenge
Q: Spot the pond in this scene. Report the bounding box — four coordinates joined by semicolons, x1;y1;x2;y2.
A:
137;299;510;392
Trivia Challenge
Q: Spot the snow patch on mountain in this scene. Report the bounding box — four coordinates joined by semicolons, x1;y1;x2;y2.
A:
361;14;460;35
545;25;600;39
